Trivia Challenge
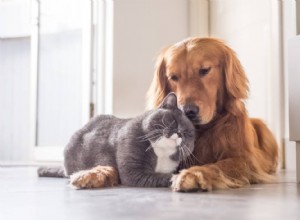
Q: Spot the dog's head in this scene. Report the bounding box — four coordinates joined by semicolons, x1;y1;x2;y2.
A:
147;37;249;125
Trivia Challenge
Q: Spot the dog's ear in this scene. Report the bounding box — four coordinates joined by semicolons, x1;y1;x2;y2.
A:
146;47;170;109
223;46;249;100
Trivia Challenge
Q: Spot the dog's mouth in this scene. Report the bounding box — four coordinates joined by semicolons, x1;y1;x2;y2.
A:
187;113;215;128
180;103;215;126
187;115;201;126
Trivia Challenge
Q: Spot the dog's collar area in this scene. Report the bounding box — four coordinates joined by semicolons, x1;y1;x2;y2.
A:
194;112;227;133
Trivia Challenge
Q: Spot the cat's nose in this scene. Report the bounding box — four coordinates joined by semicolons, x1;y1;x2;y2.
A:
183;104;199;119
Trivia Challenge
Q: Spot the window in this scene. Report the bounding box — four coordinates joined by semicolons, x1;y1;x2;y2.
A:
31;0;95;160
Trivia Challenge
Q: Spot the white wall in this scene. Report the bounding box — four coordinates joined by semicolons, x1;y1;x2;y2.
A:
283;0;297;171
297;0;300;34
0;0;31;162
112;0;189;118
209;0;284;153
0;0;31;38
0;38;31;162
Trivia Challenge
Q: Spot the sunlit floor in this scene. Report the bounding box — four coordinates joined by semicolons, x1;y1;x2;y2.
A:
0;166;299;220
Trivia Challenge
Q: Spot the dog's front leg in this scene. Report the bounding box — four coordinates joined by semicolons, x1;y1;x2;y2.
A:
171;157;275;192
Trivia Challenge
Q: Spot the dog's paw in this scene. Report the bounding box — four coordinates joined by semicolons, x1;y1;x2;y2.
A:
171;169;211;192
70;166;118;189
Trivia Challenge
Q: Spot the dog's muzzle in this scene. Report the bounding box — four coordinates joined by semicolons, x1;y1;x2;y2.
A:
182;104;199;120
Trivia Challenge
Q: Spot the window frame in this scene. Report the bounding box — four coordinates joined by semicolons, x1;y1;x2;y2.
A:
30;0;94;161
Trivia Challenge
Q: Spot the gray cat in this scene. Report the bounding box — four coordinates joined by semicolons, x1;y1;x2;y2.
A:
38;93;195;188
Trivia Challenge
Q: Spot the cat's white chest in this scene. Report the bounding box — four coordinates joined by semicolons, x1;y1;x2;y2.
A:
152;134;182;173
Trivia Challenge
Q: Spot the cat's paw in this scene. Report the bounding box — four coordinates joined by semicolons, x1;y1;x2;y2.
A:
171;169;211;192
70;166;118;189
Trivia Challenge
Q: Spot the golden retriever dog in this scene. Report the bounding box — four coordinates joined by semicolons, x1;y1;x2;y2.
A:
147;37;278;192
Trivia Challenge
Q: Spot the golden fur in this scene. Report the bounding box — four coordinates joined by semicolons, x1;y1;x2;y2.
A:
147;37;278;191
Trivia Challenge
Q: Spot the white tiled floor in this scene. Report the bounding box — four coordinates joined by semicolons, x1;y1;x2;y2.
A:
0;166;299;220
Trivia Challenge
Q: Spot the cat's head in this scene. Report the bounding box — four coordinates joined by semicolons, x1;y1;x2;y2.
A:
142;93;195;161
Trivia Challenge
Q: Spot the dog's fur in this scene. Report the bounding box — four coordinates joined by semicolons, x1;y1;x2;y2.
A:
147;37;278;191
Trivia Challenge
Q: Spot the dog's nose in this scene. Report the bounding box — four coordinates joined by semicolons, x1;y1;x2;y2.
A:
183;104;199;119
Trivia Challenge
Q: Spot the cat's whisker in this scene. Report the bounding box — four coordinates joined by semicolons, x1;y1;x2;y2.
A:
182;143;201;165
186;154;193;168
137;130;163;141
137;134;162;143
137;130;161;139
180;145;189;169
144;128;164;135
184;149;191;168
153;124;166;129
178;146;182;163
145;145;152;152
182;144;196;162
144;128;163;134
180;143;193;168
188;154;194;168
145;135;163;143
143;131;163;139
179;146;186;169
152;137;163;145
180;146;184;162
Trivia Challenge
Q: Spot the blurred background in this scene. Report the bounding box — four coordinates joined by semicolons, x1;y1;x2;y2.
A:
0;0;299;171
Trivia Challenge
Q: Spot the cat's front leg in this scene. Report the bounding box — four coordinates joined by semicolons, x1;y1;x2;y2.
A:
70;166;119;189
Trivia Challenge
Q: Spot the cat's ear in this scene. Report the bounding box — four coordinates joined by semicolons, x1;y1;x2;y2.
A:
159;92;178;109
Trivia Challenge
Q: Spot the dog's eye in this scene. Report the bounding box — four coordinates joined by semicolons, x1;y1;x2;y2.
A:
199;67;211;76
169;75;179;82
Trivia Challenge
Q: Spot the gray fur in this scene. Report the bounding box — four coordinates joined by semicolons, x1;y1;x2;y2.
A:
38;93;195;187
37;166;66;178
